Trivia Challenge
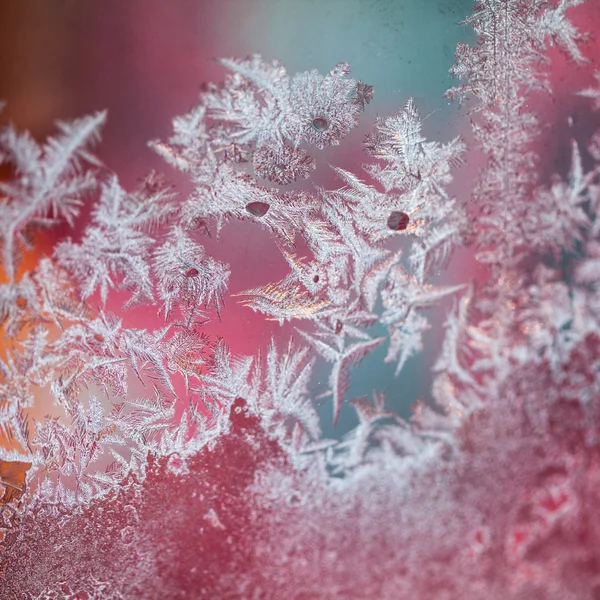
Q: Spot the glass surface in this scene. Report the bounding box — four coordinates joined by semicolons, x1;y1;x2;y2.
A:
1;1;600;598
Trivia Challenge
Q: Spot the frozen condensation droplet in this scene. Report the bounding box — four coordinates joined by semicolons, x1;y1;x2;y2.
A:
246;201;270;217
387;211;410;231
311;117;329;131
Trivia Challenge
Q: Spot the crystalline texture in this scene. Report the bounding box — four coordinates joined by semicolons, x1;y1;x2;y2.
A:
2;3;600;597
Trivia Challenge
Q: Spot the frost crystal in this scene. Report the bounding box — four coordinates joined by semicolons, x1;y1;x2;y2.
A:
153;227;230;323
2;2;600;598
0;111;105;281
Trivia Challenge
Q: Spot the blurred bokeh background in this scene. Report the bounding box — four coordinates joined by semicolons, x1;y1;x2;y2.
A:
0;0;473;158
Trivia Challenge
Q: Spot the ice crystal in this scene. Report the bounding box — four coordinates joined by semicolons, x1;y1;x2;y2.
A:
55;173;176;307
255;339;321;448
0;111;105;281
2;1;600;598
252;143;315;185
300;326;385;425
445;0;588;273
235;278;331;324
153;226;230;323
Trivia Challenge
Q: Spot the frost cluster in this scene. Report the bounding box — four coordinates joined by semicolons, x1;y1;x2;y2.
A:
1;1;600;598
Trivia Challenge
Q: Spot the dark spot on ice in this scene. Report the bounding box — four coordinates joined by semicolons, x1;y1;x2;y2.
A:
245;201;270;217
387;211;410;231
311;117;329;131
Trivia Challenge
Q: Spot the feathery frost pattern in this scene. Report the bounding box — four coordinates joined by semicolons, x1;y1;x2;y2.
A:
2;1;600;598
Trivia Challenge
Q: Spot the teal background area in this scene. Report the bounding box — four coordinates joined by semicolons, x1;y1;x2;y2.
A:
221;0;474;125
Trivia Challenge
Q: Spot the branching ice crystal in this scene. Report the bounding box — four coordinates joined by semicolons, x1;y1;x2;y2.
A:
2;1;600;598
0;110;105;282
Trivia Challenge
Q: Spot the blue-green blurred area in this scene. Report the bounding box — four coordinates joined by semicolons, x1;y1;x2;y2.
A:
224;0;474;123
0;0;475;157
